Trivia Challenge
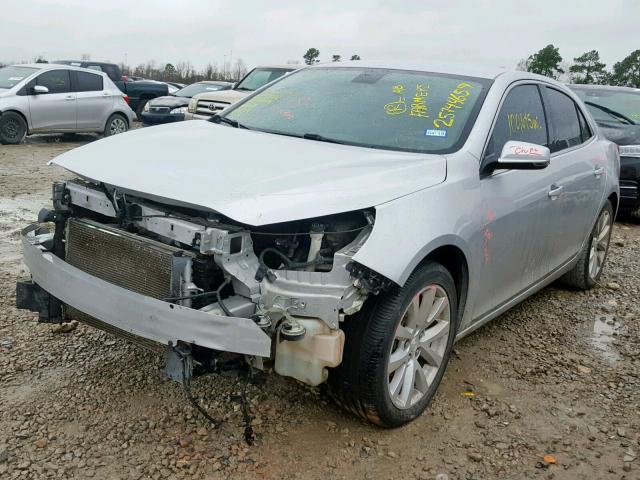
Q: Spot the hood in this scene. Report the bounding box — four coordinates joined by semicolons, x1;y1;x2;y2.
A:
597;122;640;146
147;95;190;108
51;121;447;226
193;89;249;104
0;88;13;97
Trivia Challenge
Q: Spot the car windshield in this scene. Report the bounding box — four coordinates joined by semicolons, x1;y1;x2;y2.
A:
572;87;640;125
234;68;293;91
0;66;39;89
225;67;490;154
175;83;225;98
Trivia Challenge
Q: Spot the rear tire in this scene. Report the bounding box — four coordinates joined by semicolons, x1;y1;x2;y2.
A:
328;261;457;427
562;202;614;290
104;114;129;137
0;111;27;145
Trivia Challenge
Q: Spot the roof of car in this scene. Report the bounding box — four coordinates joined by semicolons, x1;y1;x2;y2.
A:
253;64;301;70
307;60;509;80
199;80;233;85
14;63;108;75
568;83;640;93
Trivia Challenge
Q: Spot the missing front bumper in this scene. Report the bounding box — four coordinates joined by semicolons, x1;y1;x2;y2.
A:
19;224;271;357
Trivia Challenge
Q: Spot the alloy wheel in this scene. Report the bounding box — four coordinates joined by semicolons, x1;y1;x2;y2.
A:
110;118;127;135
387;285;451;409
589;209;611;280
3;119;19;139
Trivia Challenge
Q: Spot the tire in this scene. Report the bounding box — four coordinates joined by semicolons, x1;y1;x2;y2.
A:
630;205;640;223
104;114;129;137
328;261;458;427
0;111;27;145
562;201;614;290
135;99;149;121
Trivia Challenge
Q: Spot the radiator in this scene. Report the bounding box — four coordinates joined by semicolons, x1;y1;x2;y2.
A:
64;218;190;350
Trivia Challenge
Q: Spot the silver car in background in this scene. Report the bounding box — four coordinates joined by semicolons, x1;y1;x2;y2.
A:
0;64;134;144
17;63;619;427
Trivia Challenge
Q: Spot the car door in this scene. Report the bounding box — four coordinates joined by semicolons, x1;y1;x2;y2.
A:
473;83;555;318
27;69;76;131
539;86;603;267
73;70;111;130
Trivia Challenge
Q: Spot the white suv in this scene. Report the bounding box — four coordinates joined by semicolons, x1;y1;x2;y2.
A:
0;64;134;144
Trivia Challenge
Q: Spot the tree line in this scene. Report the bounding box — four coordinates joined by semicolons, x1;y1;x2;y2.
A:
302;48;360;65
0;56;250;84
519;45;640;87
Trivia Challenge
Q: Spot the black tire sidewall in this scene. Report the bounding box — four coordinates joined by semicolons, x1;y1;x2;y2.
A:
369;262;458;427
0;112;27;145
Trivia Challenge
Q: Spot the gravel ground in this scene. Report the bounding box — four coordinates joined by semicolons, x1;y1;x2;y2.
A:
1;134;639;480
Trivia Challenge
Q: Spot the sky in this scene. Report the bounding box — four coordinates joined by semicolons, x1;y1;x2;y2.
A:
1;0;638;72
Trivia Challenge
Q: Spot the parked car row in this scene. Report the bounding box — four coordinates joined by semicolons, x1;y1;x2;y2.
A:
16;62;620;428
140;81;232;125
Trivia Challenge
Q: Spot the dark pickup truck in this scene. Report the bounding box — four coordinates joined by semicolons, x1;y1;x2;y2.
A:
54;61;168;118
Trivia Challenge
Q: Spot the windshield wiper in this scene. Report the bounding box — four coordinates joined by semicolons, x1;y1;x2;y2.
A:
302;133;347;145
585;101;636;125
209;114;249;129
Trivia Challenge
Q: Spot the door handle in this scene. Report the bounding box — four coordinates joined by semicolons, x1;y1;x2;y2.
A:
594;166;604;177
64;95;75;101
548;184;563;199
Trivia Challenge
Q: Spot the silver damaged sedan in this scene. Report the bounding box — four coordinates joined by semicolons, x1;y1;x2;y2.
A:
0;64;134;144
17;63;619;427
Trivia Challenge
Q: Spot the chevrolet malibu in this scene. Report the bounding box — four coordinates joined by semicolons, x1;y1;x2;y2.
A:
17;63;619;427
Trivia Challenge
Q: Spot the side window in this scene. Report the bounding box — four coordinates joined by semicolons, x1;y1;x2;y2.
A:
34;70;71;94
75;71;103;92
576;106;593;143
484;84;548;162
86;65;103;72
543;88;583;153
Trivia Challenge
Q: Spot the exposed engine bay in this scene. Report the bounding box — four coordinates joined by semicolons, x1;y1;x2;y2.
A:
21;178;392;388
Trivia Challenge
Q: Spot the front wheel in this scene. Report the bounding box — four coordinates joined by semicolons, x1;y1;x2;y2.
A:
0;111;27;145
329;261;457;427
104;114;129;137
562;202;614;289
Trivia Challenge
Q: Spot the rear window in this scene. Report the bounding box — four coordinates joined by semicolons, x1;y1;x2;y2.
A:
0;66;38;89
75;71;103;92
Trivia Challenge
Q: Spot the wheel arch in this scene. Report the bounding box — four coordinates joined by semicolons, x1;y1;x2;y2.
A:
0;108;31;133
102;111;130;132
416;244;469;328
388;236;470;328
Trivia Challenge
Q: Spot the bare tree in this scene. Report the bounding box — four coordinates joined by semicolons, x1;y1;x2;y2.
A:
232;59;247;81
80;53;91;61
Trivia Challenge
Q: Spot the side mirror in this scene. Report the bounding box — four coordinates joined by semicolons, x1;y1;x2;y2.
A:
483;141;550;175
33;85;49;95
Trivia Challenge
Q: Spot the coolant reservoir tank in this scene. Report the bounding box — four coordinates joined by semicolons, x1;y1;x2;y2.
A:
274;319;345;386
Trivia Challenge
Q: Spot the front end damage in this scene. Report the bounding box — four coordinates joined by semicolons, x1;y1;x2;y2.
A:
17;179;387;388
